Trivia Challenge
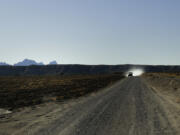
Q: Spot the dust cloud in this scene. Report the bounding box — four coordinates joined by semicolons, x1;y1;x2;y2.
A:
125;68;144;77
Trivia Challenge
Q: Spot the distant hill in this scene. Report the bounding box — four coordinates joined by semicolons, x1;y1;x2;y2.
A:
1;59;59;66
14;59;44;66
0;64;180;76
49;61;58;65
0;62;9;66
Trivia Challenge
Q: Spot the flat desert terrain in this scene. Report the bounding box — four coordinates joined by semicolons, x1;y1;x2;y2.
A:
0;73;180;135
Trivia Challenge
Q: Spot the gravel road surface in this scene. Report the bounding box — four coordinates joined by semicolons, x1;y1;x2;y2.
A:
0;77;179;135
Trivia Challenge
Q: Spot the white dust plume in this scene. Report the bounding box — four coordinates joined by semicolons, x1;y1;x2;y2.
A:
125;68;144;77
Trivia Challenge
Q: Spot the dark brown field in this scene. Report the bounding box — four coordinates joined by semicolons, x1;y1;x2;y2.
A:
0;74;124;110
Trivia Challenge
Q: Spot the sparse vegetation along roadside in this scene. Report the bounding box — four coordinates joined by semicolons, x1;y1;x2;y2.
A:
143;73;180;104
0;73;124;110
144;72;180;78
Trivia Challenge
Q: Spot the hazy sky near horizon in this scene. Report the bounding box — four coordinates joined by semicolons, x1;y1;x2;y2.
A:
0;0;180;65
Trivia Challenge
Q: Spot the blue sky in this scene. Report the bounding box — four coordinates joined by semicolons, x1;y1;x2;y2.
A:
0;0;180;65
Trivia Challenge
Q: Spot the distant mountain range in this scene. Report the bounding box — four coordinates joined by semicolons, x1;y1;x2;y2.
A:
0;59;58;66
14;59;44;66
0;62;9;66
49;61;58;65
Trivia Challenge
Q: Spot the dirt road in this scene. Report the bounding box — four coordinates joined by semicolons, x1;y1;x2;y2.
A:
0;77;179;135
